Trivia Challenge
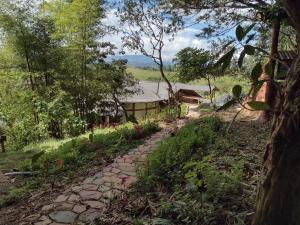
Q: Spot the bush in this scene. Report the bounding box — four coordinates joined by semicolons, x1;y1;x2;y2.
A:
20;121;161;173
138;117;222;190
134;117;248;225
64;117;87;137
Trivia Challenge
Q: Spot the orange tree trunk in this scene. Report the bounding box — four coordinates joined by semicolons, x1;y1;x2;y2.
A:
260;16;281;121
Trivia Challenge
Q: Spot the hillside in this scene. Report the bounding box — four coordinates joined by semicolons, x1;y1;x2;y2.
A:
127;67;250;95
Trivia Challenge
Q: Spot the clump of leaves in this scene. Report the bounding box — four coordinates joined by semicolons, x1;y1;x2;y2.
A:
137;117;222;191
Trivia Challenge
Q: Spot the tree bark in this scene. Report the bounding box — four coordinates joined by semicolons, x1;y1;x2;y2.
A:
252;1;300;221
207;75;213;104
260;15;281;121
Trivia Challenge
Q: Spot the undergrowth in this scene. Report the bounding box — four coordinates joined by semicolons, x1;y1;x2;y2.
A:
109;117;268;225
0;121;160;208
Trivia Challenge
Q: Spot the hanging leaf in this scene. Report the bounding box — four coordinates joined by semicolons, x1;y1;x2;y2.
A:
245;33;256;44
247;101;270;110
244;45;255;55
232;85;242;99
216;48;236;72
264;63;273;76
251;63;262;82
255;47;270;55
222;39;235;50
244;23;256;36
236;25;244;41
216;99;236;112
252;80;265;97
238;49;246;68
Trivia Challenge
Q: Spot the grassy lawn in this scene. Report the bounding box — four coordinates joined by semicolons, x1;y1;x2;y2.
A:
128;67;250;96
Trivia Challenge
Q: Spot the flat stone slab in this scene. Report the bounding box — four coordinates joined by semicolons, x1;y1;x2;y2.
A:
79;190;102;200
83;200;106;209
49;211;77;224
54;195;68;203
73;204;87;214
78;208;102;223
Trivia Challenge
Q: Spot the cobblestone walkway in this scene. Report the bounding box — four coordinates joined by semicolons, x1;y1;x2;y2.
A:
32;119;187;225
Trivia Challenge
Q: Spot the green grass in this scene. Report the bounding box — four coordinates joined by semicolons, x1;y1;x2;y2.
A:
128;67;250;97
191;76;250;97
23;127;113;153
127;67;175;81
0;151;35;172
0;121;161;207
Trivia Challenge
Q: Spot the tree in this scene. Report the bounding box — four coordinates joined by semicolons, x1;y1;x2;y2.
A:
166;1;300;223
46;0;114;123
164;0;289;121
98;59;137;121
174;47;217;103
118;0;184;117
251;2;300;224
211;2;300;223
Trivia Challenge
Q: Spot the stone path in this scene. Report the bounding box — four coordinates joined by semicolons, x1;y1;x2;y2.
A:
31;119;188;225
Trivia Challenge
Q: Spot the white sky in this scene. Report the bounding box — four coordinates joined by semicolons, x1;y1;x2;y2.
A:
102;10;208;61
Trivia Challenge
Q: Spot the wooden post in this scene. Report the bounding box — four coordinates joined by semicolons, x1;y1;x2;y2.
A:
0;135;6;153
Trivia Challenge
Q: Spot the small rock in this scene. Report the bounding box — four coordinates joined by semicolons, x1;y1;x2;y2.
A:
54;195;68;203
98;184;111;193
94;172;103;178
68;194;80;202
71;186;82;193
111;168;121;174
82;183;98;191
83;200;106;209
49;223;68;225
56;203;74;211
79;190;102;200
49;211;77;224
42;204;55;211
83;177;95;184
34;215;52;225
73;204;87;214
78;208;102;223
93;178;104;185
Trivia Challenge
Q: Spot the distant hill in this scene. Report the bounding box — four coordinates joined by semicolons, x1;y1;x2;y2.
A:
106;55;173;68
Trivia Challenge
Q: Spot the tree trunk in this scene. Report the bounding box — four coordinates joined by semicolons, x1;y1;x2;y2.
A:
113;95;128;121
252;1;300;219
260;16;281;121
207;75;213;104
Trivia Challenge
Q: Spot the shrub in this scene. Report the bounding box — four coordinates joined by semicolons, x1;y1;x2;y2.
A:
20;121;161;173
138;117;222;190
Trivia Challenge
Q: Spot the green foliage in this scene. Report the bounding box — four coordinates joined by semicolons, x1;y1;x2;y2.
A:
19;121;161;172
232;85;243;99
216;48;236;72
183;157;243;198
247;101;270;110
251;63;263;82
134;117;252;225
174;47;214;82
138;117;222;190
